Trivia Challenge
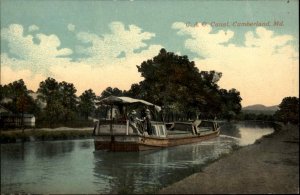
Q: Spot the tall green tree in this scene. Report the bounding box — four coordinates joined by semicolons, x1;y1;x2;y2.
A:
78;89;96;120
196;71;223;118
3;79;27;113
219;88;242;121
134;48;232;120
37;77;64;125
2;79;37;114
37;77;60;105
59;81;77;121
275;97;299;124
1;79;38;128
136;49;202;118
124;83;144;99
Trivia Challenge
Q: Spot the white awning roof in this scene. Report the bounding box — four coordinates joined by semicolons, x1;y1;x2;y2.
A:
98;96;161;112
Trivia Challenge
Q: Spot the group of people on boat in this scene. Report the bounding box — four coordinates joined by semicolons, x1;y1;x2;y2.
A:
128;108;152;135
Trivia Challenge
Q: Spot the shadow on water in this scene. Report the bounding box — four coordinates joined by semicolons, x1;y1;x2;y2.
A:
220;122;242;138
79;141;92;149
92;136;235;194
1;121;276;194
33;141;75;158
1;142;27;160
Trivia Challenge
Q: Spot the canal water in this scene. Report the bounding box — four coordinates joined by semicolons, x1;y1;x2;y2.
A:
1;121;275;194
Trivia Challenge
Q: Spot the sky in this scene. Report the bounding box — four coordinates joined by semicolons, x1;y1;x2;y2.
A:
0;0;299;107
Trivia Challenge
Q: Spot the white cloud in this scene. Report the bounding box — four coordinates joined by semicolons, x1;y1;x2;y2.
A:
1;24;73;75
172;22;235;58
28;25;39;32
173;22;299;106
67;23;76;32
1;22;163;95
75;21;158;66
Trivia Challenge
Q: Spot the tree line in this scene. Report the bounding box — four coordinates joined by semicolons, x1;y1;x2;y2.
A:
0;79;95;127
1;48;297;127
9;48;298;127
1;49;298;126
238;97;299;125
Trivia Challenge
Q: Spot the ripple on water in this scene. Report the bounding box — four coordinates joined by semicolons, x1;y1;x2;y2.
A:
1;122;275;194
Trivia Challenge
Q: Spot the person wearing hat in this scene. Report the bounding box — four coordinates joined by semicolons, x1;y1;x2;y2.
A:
144;108;152;135
128;110;143;134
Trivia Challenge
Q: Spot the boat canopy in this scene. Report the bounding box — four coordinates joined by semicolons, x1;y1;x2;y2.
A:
98;96;161;112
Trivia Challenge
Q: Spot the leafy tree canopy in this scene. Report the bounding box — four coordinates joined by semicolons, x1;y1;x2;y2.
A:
275;96;299;124
100;87;124;99
78;89;97;120
131;48;242;120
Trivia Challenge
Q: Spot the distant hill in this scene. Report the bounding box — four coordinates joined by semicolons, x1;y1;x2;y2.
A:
243;104;279;111
242;104;279;115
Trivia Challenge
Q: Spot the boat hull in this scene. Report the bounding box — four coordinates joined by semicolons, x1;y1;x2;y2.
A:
94;129;220;152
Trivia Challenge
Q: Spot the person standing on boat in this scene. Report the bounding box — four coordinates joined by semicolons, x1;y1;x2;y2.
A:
144;109;152;135
129;110;143;134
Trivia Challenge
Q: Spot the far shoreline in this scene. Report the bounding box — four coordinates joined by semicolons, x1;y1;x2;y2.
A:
0;127;94;143
0;120;279;144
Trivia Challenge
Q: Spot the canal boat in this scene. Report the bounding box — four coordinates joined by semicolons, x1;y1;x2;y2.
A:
93;96;220;151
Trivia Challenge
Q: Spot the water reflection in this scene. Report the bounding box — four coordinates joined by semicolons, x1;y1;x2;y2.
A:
79;141;92;149
33;141;75;158
92;136;236;193
219;121;275;146
1;121;275;194
1;142;27;160
235;122;274;146
219;122;242;138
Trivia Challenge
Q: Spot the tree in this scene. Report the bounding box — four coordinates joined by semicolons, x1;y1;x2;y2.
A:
219;88;242;121
37;77;68;126
4;80;37;115
1;79;38;128
275;97;299;124
124;83;144;99
0;85;5;102
94;87;124;119
37;77;60;105
135;48;207;120
197;71;223;118
78;89;96;120
132;48;236;121
3;80;28;113
37;78;79;124
100;87;124;98
59;81;77;121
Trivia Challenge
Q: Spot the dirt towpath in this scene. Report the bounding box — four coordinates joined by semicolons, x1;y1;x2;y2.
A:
159;124;299;194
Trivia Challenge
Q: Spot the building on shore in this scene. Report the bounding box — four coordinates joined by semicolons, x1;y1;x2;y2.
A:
0;105;36;128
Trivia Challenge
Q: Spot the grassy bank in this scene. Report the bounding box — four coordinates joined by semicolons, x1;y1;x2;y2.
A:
0;129;93;143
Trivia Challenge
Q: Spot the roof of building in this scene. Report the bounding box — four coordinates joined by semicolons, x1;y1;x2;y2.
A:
0;105;12;114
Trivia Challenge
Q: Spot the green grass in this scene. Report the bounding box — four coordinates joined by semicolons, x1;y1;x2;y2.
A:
0;130;93;143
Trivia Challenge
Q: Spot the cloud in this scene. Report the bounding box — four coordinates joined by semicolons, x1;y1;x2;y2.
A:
1;24;73;75
1;22;163;95
28;25;39;32
75;21;157;66
67;23;76;32
172;22;235;58
173;22;299;106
